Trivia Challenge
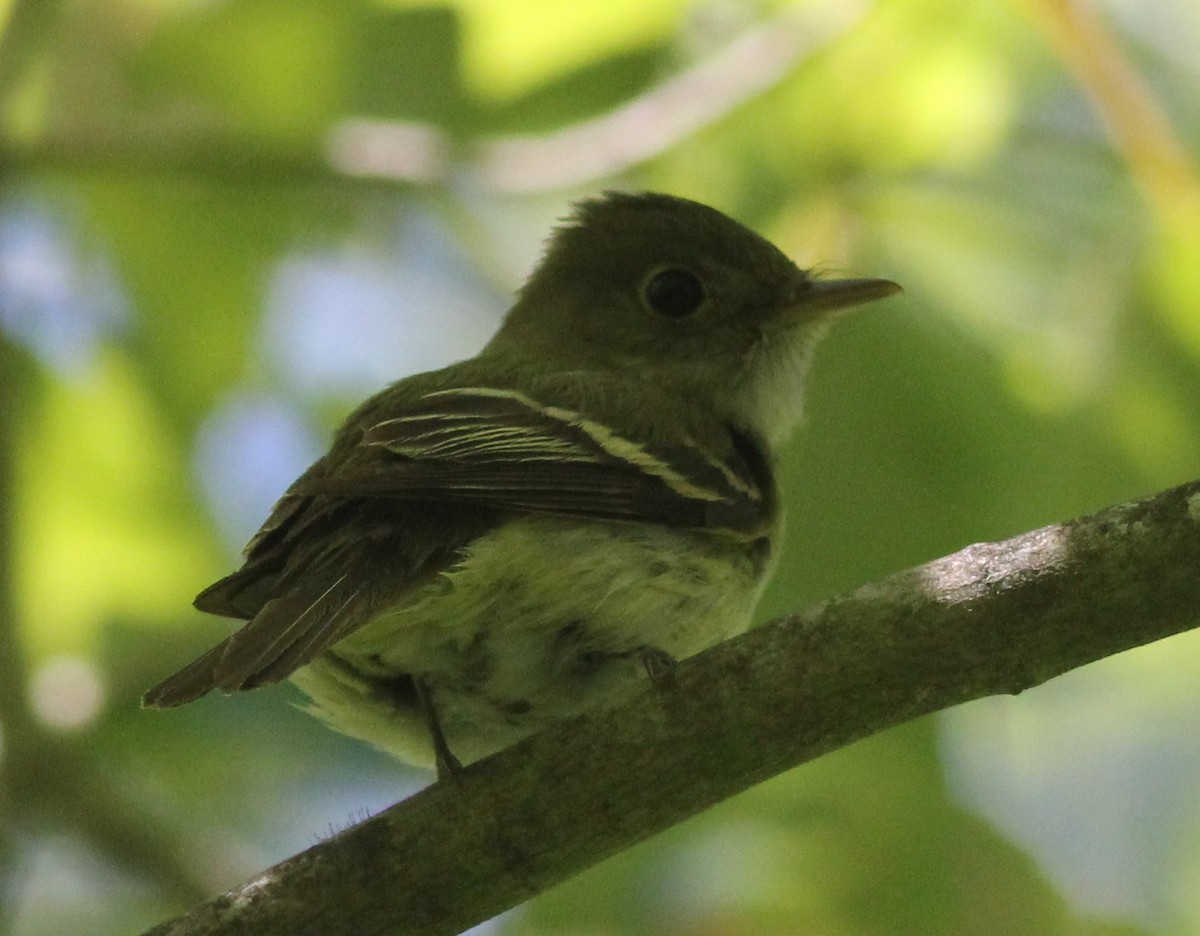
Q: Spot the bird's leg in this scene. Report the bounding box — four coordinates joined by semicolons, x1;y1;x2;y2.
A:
638;646;678;688
413;677;463;781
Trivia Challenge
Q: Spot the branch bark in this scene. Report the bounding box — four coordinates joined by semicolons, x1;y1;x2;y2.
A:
140;478;1200;936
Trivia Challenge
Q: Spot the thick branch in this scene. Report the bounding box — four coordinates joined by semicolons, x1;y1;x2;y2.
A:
141;478;1200;936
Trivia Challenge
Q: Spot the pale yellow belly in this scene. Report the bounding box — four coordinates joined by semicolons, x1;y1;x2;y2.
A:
290;514;774;769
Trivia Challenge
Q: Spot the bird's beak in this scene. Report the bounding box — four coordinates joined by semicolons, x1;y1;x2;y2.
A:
783;277;902;319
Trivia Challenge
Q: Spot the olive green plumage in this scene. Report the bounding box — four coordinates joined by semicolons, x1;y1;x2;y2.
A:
145;191;899;774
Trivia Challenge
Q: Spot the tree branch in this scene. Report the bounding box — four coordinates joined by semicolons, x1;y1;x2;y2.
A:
139;478;1200;936
0;3;866;195
1023;0;1199;220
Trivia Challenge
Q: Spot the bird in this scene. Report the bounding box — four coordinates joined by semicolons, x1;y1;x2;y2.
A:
143;191;900;777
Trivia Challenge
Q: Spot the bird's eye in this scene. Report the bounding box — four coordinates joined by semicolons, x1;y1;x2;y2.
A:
642;268;705;319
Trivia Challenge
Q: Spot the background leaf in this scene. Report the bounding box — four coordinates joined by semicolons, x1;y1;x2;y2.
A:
1;0;1197;934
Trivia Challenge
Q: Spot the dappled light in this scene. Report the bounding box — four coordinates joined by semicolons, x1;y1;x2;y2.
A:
0;0;1197;934
29;655;105;730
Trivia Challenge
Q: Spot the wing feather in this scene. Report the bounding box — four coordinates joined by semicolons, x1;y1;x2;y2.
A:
298;387;769;536
144;502;486;708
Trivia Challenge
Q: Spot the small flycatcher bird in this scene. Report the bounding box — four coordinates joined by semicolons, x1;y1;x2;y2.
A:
144;192;899;776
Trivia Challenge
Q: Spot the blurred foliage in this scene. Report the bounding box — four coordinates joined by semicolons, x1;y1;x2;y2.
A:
0;0;1198;934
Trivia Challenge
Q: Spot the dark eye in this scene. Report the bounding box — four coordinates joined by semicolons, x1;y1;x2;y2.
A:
642;268;705;319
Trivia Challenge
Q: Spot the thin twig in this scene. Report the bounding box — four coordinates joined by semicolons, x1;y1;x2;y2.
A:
0;3;869;195
1025;0;1199;219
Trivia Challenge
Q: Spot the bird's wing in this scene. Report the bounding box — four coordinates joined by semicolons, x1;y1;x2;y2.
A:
144;495;491;707
143;386;771;709
295;386;770;536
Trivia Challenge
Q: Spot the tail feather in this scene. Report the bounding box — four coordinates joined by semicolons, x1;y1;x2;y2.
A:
143;574;366;707
217;574;353;691
142;643;231;708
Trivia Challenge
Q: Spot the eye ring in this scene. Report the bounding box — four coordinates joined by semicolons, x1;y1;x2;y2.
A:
641;267;706;319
